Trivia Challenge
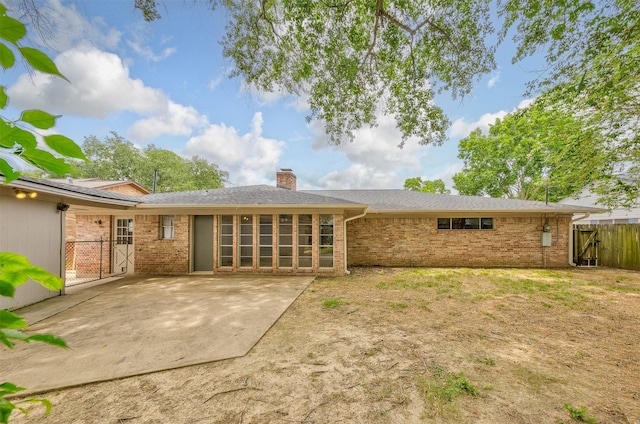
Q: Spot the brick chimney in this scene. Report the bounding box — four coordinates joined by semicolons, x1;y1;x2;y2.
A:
276;168;296;191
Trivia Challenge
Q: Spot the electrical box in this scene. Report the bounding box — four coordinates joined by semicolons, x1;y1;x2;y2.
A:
541;232;552;247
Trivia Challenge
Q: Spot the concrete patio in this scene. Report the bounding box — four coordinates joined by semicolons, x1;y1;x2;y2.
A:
4;275;314;395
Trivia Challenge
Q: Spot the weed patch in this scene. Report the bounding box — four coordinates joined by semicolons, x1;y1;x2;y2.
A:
563;403;597;423
322;298;348;308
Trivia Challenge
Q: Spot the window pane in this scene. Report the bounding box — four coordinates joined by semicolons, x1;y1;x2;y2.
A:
451;218;465;229
259;257;272;267
279;247;293;257
279;235;292;245
279;257;292;268
319;256;333;268
220;246;233;257
259;235;272;245
259;247;272;256
298;246;312;257
437;218;450;229
220;215;233;225
320;235;333;246
220;257;233;267
298;257;312;268
481;218;494;229
240;235;253;245
220;235;233;245
464;218;480;229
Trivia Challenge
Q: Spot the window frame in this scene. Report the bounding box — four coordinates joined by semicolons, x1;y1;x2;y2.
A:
437;217;495;230
160;215;174;240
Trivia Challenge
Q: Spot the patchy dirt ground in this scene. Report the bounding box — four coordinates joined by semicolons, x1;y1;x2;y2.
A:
11;267;640;424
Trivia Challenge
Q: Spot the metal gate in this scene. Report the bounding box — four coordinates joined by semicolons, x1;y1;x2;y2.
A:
65;239;128;287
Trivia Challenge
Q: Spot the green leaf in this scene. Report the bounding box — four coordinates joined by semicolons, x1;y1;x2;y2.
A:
19;148;72;175
0;42;15;70
25;334;68;348
0;86;7;109
44;134;87;160
0;252;31;270
0;311;27;330
0;121;37;150
0;3;7;15
0;16;26;44
19;110;58;130
18;47;69;82
19;398;52;416
0;382;25;397
0;331;15;349
0;282;15;298
24;267;63;291
0;271;29;288
0;159;20;183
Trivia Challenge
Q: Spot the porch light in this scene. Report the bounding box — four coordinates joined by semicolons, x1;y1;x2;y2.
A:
14;189;37;199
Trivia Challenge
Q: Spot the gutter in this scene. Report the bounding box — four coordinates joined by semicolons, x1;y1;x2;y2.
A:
568;212;591;266
342;208;369;275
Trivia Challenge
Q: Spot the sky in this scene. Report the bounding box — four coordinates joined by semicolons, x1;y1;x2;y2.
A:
4;0;542;191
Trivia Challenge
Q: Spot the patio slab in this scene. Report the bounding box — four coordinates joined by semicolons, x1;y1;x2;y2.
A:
3;275;314;395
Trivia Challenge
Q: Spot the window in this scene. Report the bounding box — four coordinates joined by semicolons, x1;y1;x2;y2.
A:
219;215;233;267
160;215;174;239
298;214;312;268
116;218;133;244
319;214;334;268
238;214;253;268
438;217;494;230
278;214;293;268
259;215;273;268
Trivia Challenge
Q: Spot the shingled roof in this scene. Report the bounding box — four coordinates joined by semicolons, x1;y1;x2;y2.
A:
138;185;365;207
303;189;605;213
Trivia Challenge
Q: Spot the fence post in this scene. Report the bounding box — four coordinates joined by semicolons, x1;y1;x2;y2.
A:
99;237;103;280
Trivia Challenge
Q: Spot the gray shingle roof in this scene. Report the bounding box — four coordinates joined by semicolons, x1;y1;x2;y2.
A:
139;185;364;206
303;189;605;213
10;176;142;203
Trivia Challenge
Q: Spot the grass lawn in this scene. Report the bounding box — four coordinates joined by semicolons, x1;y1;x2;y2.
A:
13;267;640;423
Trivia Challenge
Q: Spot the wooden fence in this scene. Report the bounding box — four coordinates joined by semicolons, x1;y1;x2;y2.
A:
574;224;640;270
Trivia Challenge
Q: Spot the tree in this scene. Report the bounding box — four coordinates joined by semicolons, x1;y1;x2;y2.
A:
1;4;76;422
404;177;450;194
73;133;228;192
452;100;607;203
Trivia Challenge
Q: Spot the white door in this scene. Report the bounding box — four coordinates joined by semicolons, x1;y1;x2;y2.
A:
113;218;134;274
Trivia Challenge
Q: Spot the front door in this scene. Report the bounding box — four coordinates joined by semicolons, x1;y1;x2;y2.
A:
113;217;134;274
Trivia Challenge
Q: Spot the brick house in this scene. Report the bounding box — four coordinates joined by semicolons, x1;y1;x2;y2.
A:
4;171;603;292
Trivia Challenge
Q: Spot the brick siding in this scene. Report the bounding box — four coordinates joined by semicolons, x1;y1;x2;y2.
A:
134;215;190;274
73;215;112;276
346;215;572;268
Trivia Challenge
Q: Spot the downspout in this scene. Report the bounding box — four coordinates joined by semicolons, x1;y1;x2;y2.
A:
568;212;591;266
343;208;368;275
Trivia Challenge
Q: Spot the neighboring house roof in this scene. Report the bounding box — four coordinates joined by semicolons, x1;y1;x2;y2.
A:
305;190;605;214
559;187;640;222
46;177;151;194
138;185;365;208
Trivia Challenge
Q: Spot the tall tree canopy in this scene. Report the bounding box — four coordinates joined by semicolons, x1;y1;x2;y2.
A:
74;133;228;192
403;177;450;194
452;100;607;203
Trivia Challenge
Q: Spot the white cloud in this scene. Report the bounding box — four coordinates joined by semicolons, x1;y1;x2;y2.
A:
310;114;425;189
487;71;500;88
449;111;508;138
129;102;209;139
183;113;285;186
33;0;121;51
7;44;167;118
448;98;536;139
125;23;176;62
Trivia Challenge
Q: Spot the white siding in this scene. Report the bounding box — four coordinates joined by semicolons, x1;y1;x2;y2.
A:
0;194;63;309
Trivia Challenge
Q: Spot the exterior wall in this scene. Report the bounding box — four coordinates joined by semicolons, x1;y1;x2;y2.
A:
73;215;112;276
130;213;344;276
0;193;63;309
346;215;572;268
134;215;190;274
103;184;149;196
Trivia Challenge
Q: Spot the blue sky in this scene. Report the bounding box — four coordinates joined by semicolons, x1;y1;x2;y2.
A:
4;0;540;190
